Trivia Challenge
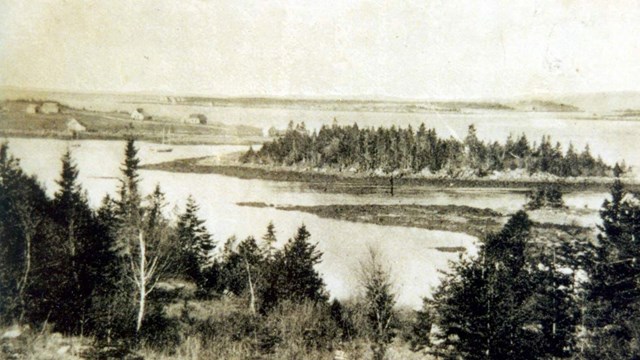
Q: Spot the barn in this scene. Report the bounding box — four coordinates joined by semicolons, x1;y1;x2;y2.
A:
25;104;39;114
182;113;207;124
41;102;60;114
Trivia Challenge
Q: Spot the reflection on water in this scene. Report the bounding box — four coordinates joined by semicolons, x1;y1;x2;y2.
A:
2;137;615;307
121;105;640;179
6;138;478;307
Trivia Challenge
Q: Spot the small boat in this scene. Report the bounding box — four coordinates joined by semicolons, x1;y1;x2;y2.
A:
152;128;174;153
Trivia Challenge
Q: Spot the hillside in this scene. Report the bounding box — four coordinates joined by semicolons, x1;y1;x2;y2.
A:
4;86;640;116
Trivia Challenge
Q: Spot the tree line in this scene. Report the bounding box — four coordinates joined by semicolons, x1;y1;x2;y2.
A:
0;139;396;358
1;138;639;359
0;140;214;343
242;121;614;178
412;172;640;359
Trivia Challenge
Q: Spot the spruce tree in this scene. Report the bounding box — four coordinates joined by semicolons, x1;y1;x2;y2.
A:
176;195;214;285
92;194;131;343
0;143;49;325
117;137;142;229
359;247;397;360
530;244;579;358
261;225;327;311
430;211;548;359
50;149;100;334
261;221;277;257
584;177;640;358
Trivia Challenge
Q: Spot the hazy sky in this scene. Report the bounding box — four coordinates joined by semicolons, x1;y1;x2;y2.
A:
1;0;639;99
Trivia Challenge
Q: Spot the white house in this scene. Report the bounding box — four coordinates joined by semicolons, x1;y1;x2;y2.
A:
182;113;207;124
130;108;148;121
25;104;39;114
66;118;86;132
41;102;60;114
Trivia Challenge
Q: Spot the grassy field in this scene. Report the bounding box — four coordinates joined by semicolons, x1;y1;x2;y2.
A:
0;288;433;360
0;100;264;145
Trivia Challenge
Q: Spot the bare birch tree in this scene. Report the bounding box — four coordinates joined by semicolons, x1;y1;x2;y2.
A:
128;229;171;334
14;197;43;324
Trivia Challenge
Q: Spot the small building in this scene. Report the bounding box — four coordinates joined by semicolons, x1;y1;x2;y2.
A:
26;104;39;114
40;102;60;114
182;113;207;125
66;118;86;132
130;108;151;121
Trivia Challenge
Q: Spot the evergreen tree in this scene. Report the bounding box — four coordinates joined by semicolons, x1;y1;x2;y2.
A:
359;247;397;360
0;143;49;325
261;221;277;257
145;184;166;235
176;195;215;285
91;194;129;342
261;225;327;312
49;149;105;334
430;211;555;359
117;137;142;229
530;243;580;358
329;298;356;341
248;122;611;179
584;176;640;358
408;299;434;352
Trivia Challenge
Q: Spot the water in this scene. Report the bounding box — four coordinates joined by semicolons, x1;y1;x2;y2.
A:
117;104;640;178
5;138;477;308
3;106;629;306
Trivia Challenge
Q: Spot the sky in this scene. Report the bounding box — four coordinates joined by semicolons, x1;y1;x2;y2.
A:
1;0;640;100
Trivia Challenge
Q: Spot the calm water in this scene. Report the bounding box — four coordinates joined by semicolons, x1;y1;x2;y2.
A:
124;104;640;178
3;114;625;306
6;138;479;308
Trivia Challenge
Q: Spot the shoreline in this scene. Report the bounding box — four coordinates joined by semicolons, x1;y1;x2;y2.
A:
141;156;640;193
238;202;504;239
0;130;265;146
236;202;590;248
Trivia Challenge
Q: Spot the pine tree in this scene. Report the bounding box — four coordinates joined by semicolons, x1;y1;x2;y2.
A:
176;195;214;285
408;299;433;352
0;143;48;325
117;137;142;228
261;225;327;312
49;149;102;334
430;211;552;359
93;194;131;343
530;243;580;358
359;247;397;360
261;221;277;257
584;176;640;358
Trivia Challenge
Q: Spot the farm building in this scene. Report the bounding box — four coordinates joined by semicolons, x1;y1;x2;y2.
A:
41;102;60;114
66;118;86;132
25;104;39;114
130;108;151;121
182;113;207;124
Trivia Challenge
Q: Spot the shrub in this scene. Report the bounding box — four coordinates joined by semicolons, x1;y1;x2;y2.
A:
525;184;566;210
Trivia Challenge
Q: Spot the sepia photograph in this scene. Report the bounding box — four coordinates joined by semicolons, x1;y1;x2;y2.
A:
1;1;640;359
